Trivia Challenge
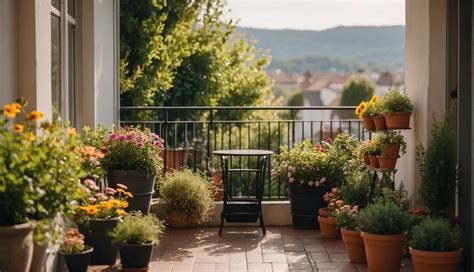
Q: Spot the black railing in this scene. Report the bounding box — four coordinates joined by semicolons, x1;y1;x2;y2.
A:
119;106;368;200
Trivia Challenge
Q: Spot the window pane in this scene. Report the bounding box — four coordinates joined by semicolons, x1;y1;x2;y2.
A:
68;0;75;18
51;14;62;116
68;24;76;125
51;0;60;11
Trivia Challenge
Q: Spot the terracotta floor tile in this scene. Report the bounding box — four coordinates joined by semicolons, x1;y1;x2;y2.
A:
316;262;357;271
285;252;309;263
304;244;326;252
195;251;230;264
272;262;290;272
193;263;216;272
262;252;288;263
247;263;273;272
328;252;350;263
288;262;313;270
309;252;331;263
247;251;264;263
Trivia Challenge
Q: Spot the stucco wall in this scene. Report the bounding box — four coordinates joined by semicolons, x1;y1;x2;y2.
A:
0;0;17;106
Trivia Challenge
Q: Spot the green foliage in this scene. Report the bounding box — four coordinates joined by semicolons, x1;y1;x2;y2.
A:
101;126;164;176
340;77;375;106
408;217;461;252
376;131;407;155
287;92;304;107
416;106;456;213
0;100;84;236
365;138;382;155
340;172;371;209
375;185;410;211
357;199;414;235
120;0;273;115
159;170;215;223
109;212;165;245
381;89;414;114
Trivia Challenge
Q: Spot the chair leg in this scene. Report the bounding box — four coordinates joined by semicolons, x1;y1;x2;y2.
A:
219;214;225;235
259;213;266;235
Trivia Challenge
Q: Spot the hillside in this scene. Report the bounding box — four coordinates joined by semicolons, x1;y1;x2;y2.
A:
236;25;405;73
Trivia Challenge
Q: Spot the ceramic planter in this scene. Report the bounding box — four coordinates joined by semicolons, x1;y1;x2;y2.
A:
385;112;411;129
0;222;35;272
60;248;93;272
373;116;387;131
368;154;379;168
79;218;119;265
362;117;376;131
119;242;155;269
341;229;366;264
318;208;331;218
30;241;49;272
377;155;399;170
288;186;330;229
362;153;370;165
409;247;462;272
167;210;199;228
382;144;401;156
317;216;340;239
107;169;155;214
361;232;406;272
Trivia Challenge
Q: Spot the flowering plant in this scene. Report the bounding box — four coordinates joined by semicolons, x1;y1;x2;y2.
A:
323;187;342;212
0;99;84;237
80;125;108;179
356;95;380;118
272;140;332;188
101;126;164;176
334;204;359;230
377;131;407;155
75;179;133;221
59;228;89;254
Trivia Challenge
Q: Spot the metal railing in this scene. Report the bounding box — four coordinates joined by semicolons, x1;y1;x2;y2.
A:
119;106;368;200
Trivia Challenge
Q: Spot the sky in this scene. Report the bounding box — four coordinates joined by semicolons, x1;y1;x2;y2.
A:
224;0;405;31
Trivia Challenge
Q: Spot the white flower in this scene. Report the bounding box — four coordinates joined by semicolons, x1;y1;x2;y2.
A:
288;178;295;183
308;181;314;186
300;180;304;184
288;172;292;178
315;181;320;187
319;177;327;183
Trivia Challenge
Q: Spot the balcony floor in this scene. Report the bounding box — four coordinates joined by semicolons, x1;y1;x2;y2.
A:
90;227;414;272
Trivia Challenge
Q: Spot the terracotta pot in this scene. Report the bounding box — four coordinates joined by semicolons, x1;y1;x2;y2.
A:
317;216;340;239
167;210;199;228
164;148;190;170
363;153;370;165
362;117;376;131
373;116;387;131
361;232;406;272
213;188;224;201
368;154;379;168
0;222;35;272
341;229;367;264
385;112;411;129
377;155;399;170
212;170;223;184
409;247;462;272
318;208;331;218
383;144;400;156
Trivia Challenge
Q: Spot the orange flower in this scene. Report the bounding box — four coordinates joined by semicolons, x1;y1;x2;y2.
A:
11;103;21;113
67;127;77;136
117;188;126;194
13;124;24;133
27;111;44;122
100;201;114;210
27;132;36;142
124;192;133;198
3;104;17;118
120;201;129;208
116;209;127;216
80;205;99;216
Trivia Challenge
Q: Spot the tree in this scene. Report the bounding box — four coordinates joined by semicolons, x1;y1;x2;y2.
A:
340;77;375;106
120;0;273;113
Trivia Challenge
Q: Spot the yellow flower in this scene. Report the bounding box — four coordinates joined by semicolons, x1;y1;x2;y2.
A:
13;124;24;133
27;111;44;122
11;103;22;113
120;201;129;208
370;96;378;104
27;132;36;142
124;192;133;198
67;127;77;136
3;104;17;118
117;188;126;194
116;209;127;216
79;205;99;216
355;105;362;115
100;201;114;210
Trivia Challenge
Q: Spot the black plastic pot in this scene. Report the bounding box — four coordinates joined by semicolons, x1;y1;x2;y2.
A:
61;248;93;272
107;170;155;214
288;186;330;229
119;242;155;269
78;219;119;265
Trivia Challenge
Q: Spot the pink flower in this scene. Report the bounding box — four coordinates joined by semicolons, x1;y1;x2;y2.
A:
117;183;128;190
83;179;96;188
88;197;97;202
96;193;107;201
106;187;117;195
118;134;126;140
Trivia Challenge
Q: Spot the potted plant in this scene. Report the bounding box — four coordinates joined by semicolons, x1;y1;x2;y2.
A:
102;126;164;214
357;199;414;272
357;96;379;131
358;141;371;165
109;213;165;269
408;217;462;272
318;197;342;239
58;228;93;272
416;106;455;216
160;170;215;227
366;140;381;168
0;99;84;272
376;131;406;170
320;187;341;217
76;180;133;265
382;88;414;129
335;204;365;263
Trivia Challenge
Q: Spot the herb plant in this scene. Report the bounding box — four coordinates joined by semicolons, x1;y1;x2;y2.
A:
408;217;461;252
357;200;414;235
381;89;414;114
109;212;165;245
377;131;407;155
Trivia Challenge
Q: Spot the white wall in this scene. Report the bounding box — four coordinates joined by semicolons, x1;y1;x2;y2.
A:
0;0;17;106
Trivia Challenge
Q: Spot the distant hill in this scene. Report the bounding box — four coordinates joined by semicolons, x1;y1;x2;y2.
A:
235;25;405;73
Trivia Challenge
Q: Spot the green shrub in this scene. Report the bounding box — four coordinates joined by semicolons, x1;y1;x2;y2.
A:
381;89;414;114
357;200;414;235
416;106;456;214
408;217;461;252
109;212;165;245
159;170;215;223
340;172;371;209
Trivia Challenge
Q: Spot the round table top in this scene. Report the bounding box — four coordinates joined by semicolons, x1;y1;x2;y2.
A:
213;149;273;156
